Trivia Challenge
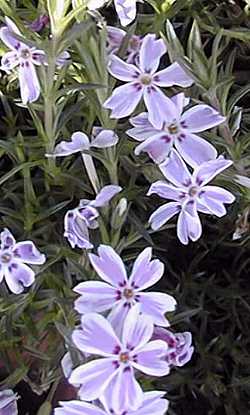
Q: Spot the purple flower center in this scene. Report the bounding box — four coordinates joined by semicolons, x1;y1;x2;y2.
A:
140;74;152;85
123;288;134;299
1;252;12;263
20;48;31;59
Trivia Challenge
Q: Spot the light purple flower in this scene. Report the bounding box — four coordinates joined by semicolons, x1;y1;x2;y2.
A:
46;128;118;157
55;390;169;415
29;15;49;32
0;228;46;294
64;185;122;249
148;150;235;245
69;305;169;412
152;327;194;368
104;34;193;129
74;245;176;333
107;26;142;64
113;0;140;27
56;51;71;68
127;92;225;167
0;389;18;415
0;17;45;104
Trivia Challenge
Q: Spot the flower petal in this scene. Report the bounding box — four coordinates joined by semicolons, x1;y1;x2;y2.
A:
50;132;90;157
133;340;169;376
159;150;192;187
171;92;189;118
107;301;129;338
147;181;182;201
177;205;202;245
1;51;19;72
134;133;173;164
139;34;166;73
5;262;35;294
18;61;40;104
139;292;176;326
128;112;158;141
69;359;117;401
74;281;118;314
198;193;227;217
135;391;169;415
0;23;23;51
129;247;164;291
175;132;217;168
92;185;122;208
122;304;153;349
104;82;143;118
13;241;46;264
0;228;16;250
55;401;105;415
89;245;127;286
193;156;233;186
91;129;118;148
143;86;177;129
64;210;93;250
148;202;181;230
181;104;226;132
114;0;137;26
103;367;143;413
154;62;193;87
108;54;140;81
202;185;235;204
72;313;121;356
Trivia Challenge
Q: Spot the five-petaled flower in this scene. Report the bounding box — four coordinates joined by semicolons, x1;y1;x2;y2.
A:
55;390;169;415
148;150;235;245
127;92;225;166
69;305;170;413
0;228;46;294
104;34;193;129
74;245;176;333
0;17;46;104
64;186;122;249
152;327;194;368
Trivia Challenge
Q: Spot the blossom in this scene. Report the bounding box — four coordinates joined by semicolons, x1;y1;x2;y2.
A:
104;34;193;129
29;15;49;32
148;150;235;245
0;389;18;415
55;391;169;415
74;245;176;333
0;228;46;294
107;26;142;64
127;92;225;167
47;128;118;157
69;305;169;413
152;327;194;367
64;185;122;249
0;17;45;104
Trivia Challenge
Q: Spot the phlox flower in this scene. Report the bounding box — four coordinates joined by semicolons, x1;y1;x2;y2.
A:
0;228;46;294
152;327;194;368
104;34;193;129
107;26;142;64
0;17;46;104
55;391;169;415
47;128;118;157
69;305;170;413
0;389;18;415
127;92;225;167
147;150;235;245
74;245;176;332
64;185;122;249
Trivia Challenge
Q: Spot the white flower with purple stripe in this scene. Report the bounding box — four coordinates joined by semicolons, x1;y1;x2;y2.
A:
74;245;176;333
127;92;225;167
55;390;169;415
0;389;18;415
148;150;235;245
64;186;122;249
69;305;169;413
0;17;45;104
104;34;193;129
0;228;46;294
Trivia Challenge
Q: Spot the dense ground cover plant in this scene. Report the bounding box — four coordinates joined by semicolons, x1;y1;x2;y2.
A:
0;1;250;414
